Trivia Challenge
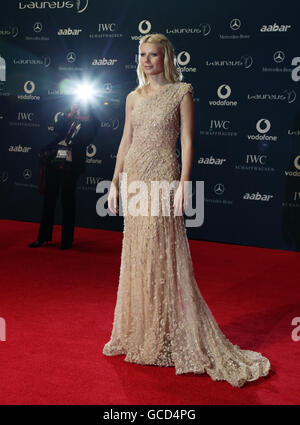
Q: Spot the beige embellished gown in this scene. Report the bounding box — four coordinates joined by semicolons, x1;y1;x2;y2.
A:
103;82;270;387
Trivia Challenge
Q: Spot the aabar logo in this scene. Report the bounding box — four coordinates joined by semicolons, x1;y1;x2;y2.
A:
243;192;273;201
9;145;32;153
198;156;226;165
92;58;118;66
58;27;82;36
260;23;291;32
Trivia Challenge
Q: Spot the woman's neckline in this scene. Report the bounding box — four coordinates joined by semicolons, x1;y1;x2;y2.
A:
131;82;177;113
142;82;174;99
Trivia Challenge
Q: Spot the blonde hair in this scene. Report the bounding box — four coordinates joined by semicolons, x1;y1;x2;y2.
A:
136;33;182;94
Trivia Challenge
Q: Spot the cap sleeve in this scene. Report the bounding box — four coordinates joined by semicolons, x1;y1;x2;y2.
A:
177;82;193;104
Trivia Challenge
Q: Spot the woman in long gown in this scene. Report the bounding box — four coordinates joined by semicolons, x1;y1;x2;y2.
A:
103;33;270;387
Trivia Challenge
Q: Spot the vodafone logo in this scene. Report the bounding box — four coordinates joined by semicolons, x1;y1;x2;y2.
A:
256;119;271;134
54;112;64;123
177;51;191;66
294;156;300;170
138;20;151;34
86;144;97;158
24;81;35;94
217;84;231;99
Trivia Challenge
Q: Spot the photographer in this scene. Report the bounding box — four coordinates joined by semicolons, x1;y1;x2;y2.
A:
29;103;97;250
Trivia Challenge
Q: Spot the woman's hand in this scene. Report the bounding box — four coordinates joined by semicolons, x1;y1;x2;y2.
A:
108;182;119;214
173;182;188;216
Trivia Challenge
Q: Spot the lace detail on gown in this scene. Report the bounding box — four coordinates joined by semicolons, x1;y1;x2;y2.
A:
102;82;270;387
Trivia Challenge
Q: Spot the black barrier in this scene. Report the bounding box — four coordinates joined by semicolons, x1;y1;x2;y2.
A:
0;0;299;251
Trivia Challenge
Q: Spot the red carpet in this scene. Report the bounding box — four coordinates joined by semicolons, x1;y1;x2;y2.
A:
0;219;299;405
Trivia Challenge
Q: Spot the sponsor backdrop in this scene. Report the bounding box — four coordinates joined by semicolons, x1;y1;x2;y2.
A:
0;0;300;251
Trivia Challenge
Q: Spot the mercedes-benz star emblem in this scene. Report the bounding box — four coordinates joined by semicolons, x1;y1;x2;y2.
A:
23;169;32;180
67;52;76;63
230;18;241;31
273;51;285;63
33;22;42;33
214;183;225;196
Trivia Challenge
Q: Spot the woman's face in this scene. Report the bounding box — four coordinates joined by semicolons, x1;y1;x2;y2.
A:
139;42;164;77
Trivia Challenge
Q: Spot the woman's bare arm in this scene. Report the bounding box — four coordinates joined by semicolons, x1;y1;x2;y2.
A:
111;91;135;186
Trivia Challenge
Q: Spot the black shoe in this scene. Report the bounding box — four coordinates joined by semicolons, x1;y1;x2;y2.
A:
61;242;72;250
28;240;48;248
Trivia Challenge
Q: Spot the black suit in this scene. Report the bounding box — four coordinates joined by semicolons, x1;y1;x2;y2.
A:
37;111;97;247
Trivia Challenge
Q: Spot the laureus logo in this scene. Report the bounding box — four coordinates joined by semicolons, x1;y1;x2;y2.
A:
75;0;89;13
18;1;89;13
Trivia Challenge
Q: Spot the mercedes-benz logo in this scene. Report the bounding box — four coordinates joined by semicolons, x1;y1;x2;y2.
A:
103;83;112;93
23;169;32;180
273;50;285;63
214;183;225;196
33;22;42;33
67;52;76;63
230;18;241;31
0;171;8;184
